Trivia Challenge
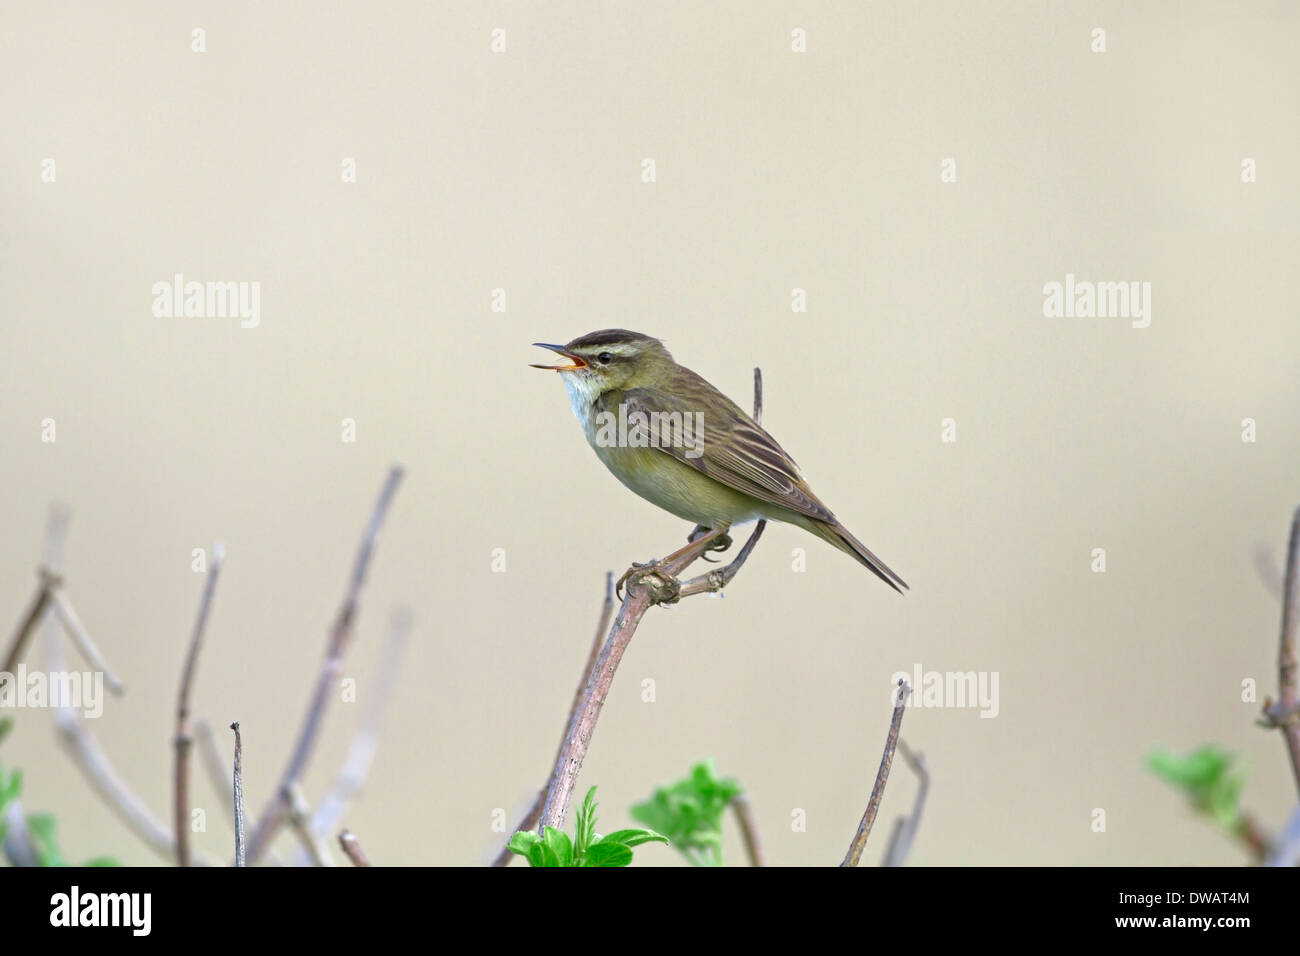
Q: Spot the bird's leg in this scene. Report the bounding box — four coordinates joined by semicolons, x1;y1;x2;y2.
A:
617;526;731;603
688;524;733;563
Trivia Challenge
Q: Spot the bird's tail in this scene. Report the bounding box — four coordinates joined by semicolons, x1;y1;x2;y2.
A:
807;519;909;593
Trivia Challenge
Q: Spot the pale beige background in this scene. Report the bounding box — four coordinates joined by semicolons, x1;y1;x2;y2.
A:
2;1;1298;866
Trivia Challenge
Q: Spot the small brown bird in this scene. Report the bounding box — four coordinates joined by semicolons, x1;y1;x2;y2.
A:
532;330;908;593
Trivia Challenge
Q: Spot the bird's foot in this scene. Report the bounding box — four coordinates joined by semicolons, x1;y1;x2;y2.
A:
616;560;683;605
687;525;733;563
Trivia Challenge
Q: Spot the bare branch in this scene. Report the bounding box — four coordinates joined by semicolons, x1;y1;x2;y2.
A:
338;830;371;867
1260;507;1300;804
285;784;334;866
46;587;124;695
37;510;212;865
1255;543;1284;601
243;464;404;864
676;521;766;598
231;722;246;867
281;608;413;866
882;740;929;867
730;792;765;867
1;801;40;867
195;718;235;817
1;578;52;690
841;678;912;867
174;543;225;868
490;573;614;866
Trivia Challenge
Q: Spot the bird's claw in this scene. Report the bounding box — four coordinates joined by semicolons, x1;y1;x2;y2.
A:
616;560;682;605
687;526;733;562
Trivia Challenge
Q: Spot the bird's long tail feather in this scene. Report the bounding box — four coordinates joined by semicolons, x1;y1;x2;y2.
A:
809;520;909;593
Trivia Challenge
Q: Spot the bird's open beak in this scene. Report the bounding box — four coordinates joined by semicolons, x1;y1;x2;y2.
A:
530;343;588;372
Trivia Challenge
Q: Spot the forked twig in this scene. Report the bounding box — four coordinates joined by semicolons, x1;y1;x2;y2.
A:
298;607;413;856
38;512;212;865
243;465;404;864
286;784;334;866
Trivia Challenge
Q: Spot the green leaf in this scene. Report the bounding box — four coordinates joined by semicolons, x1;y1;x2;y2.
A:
596;828;669;849
573;786;599;861
583;841;634;867
507;831;541;857
82;856;121;867
0;766;22;808
1146;745;1246;831
527;842;549;868
630;759;743;866
543;826;573;868
27;813;67;867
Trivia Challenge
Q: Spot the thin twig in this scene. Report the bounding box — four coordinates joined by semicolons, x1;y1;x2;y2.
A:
882;740;929;867
231;722;246;867
174;543;225;868
1;577;53;691
841;678;912;867
1;801;40;866
338;830;371;866
537;371;767;832
46;587;124;694
0;513;65;868
243;464;404;864
730;792;765;867
195;718;235;817
676;522;767;598
285;784;334;866
490;573;615;866
306;607;413;841
285;608;412;866
1261;507;1300;804
1255;544;1283;601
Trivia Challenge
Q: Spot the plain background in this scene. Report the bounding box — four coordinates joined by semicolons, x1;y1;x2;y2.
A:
2;1;1299;866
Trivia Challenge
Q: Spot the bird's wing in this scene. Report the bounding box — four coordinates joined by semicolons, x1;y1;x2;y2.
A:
608;385;836;523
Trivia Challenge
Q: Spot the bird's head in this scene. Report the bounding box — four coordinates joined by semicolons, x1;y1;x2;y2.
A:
531;329;674;398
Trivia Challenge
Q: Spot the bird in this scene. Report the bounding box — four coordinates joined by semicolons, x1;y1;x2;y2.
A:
531;329;908;594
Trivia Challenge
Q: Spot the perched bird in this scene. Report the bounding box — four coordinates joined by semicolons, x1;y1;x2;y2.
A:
531;329;908;593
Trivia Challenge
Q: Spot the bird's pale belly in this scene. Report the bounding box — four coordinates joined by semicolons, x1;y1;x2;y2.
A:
590;442;762;529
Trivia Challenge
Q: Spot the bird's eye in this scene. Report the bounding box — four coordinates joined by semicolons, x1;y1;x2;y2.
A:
597;352;614;365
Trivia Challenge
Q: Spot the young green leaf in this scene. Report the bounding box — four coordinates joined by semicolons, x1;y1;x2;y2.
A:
1146;745;1246;832
595;828;669;849
543;826;573;868
508;831;542;856
573;786;599;860
583;841;634;867
630;759;743;867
